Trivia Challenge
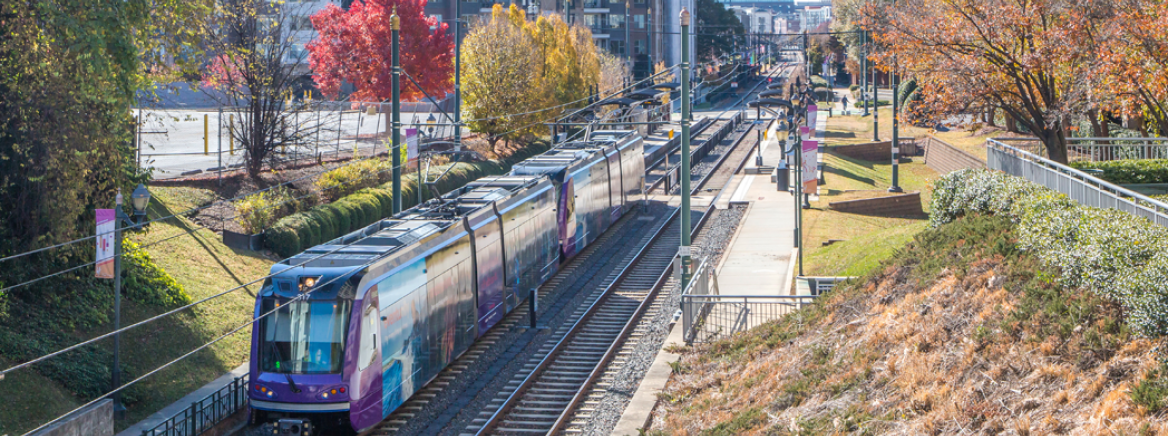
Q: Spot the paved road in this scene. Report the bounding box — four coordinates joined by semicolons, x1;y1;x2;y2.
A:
137;109;447;179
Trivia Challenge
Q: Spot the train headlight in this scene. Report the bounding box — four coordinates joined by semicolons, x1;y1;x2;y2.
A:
298;276;321;292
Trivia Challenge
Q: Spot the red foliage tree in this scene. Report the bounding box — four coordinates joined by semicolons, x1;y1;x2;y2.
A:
308;0;454;103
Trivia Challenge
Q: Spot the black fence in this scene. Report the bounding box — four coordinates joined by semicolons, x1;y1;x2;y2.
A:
141;374;249;436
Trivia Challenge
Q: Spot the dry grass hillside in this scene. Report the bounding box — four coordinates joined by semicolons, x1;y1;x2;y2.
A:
650;214;1168;435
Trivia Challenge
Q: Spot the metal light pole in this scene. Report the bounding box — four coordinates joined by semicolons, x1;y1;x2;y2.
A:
889;64;903;193
872;65;879;141
679;8;692;292
626;0;631;63
112;192;125;419
391;9;402;214
861;30;869;117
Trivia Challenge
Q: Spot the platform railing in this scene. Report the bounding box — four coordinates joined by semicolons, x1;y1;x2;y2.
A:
987;138;1168;227
141;374;249;436
681;295;817;344
1001;137;1168;162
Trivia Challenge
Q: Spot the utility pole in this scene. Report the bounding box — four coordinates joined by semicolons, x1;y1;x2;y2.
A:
679;7;692;292
391;9;402;214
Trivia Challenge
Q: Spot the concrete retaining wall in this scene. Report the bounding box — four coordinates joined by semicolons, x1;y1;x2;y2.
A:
832;139;920;162
829;192;924;217
922;136;985;174
32;399;112;436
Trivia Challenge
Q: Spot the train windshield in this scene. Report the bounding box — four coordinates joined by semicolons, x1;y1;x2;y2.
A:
259;297;352;374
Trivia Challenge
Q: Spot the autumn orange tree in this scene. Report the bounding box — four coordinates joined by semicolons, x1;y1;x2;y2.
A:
1093;0;1168;136
865;0;1107;163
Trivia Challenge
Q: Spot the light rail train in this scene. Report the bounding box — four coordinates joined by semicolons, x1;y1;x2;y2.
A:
247;131;645;435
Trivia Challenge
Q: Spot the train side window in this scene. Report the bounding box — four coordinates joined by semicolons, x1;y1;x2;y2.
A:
358;304;377;371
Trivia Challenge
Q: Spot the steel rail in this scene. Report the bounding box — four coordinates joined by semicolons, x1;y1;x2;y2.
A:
548;96;764;435
476;97;755;435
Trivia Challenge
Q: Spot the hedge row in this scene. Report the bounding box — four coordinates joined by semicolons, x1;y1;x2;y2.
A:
932;168;1168;337
1069;159;1168;184
264;143;549;258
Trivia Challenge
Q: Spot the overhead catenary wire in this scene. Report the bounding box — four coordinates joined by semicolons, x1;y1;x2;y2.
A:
16;245;372;436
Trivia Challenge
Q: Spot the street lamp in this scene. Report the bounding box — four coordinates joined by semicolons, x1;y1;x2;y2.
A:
130;184;151;223
426;113;437;138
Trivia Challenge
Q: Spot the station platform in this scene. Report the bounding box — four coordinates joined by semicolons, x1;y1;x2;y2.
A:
611;110;829;435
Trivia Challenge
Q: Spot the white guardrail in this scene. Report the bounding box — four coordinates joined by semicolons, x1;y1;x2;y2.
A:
1003;137;1168;162
987;138;1168;227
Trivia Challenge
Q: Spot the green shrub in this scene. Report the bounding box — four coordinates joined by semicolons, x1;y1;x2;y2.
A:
235;187;296;234
848;84;859;92
315;158;393;201
931;169;1168;337
330;202;353;234
122;240;191;308
1068;159;1168;184
265;223;300;258
308;207;339;242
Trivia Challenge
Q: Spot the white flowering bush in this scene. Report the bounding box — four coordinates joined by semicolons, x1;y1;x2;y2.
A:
931;169;1168;337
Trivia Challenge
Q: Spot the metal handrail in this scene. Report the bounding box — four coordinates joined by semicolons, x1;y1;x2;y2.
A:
987;138;1168;223
141;374;249;436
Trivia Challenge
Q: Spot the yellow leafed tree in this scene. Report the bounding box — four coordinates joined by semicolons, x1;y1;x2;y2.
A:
462;4;546;153
463;4;602;148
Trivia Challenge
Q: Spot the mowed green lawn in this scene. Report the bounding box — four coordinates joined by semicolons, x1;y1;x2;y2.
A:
800;136;939;277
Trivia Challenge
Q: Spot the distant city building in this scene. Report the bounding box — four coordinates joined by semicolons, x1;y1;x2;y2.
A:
728;6;774;34
799;4;831;32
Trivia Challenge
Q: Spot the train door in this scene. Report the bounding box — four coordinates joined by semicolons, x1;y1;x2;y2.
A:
349;290;383;431
472;218;505;335
606;149;623;222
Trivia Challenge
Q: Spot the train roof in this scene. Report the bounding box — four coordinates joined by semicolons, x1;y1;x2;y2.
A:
275;175;550;271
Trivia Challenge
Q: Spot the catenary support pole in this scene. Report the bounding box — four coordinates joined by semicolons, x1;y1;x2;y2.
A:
454;2;462;151
391;10;403;214
680;8;692;292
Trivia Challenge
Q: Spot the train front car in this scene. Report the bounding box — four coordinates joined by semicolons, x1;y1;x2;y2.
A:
248;176;561;435
248;263;361;435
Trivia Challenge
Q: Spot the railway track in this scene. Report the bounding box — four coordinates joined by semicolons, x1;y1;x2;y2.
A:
369;204;669;435
470;110;762;436
360;85;766;436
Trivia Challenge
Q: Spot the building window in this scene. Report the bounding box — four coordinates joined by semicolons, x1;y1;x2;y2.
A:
634;14;645;29
634;39;645;55
431;15;442;30
609;40;625;55
289;16;313;32
584;13;604;29
607;14;624;29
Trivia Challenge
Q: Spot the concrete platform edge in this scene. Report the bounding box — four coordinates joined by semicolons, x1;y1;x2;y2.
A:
610;317;685;436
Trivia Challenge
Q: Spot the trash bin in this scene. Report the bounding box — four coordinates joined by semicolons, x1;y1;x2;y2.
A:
776;161;789;191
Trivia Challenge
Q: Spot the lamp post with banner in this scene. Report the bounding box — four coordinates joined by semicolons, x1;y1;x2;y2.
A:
96;184;151;419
